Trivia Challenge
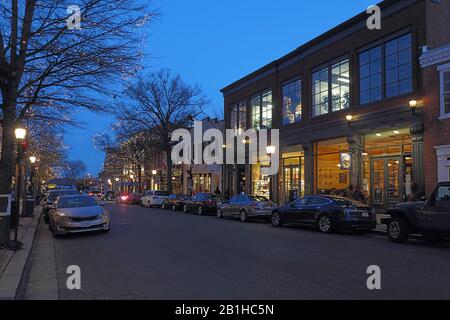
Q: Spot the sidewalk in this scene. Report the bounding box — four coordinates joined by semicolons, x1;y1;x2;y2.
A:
0;205;42;300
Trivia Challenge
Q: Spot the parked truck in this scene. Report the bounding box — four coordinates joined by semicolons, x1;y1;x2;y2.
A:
382;182;450;243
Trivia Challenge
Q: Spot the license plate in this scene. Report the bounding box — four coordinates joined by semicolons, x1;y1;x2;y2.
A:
361;211;369;218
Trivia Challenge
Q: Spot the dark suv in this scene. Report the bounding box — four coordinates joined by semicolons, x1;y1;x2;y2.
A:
382;182;450;243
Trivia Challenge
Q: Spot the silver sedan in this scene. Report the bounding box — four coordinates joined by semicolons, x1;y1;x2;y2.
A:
49;195;110;237
216;195;276;222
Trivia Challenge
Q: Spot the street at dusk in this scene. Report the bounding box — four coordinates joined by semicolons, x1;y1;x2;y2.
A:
20;204;450;300
1;0;450;309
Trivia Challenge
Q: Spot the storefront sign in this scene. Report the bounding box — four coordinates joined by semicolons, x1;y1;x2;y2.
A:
340;152;351;170
373;188;383;205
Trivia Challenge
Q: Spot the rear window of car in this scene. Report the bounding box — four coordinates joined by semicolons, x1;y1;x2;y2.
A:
49;191;78;201
58;196;98;208
155;191;169;196
248;196;268;202
332;198;367;207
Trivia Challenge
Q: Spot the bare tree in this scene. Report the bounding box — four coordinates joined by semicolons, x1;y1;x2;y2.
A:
116;69;208;193
60;160;86;186
94;125;149;193
0;0;157;193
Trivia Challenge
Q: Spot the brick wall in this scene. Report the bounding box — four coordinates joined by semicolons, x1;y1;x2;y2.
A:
423;0;450;193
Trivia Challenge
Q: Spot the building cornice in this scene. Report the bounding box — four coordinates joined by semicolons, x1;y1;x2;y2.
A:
420;43;450;68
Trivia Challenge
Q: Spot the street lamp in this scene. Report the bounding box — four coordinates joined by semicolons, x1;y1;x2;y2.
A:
152;170;157;175
266;145;277;201
266;145;276;155
28;156;37;200
409;100;418;115
346;114;353;128
11;126;27;249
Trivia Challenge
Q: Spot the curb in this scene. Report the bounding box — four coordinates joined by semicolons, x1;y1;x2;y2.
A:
0;207;42;300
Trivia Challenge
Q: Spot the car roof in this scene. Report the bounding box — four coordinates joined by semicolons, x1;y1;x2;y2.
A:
57;194;94;199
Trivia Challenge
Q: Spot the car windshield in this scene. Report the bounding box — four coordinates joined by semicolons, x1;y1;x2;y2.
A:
155;191;169;196
248;196;269;202
58;196;99;208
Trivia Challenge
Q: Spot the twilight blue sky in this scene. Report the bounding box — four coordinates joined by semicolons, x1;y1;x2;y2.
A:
64;0;377;175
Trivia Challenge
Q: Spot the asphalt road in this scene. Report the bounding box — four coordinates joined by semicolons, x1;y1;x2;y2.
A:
23;203;450;300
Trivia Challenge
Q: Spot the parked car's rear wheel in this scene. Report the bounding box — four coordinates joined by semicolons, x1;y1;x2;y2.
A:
172;204;177;211
271;212;282;227
318;215;333;233
239;210;247;222
198;206;203;215
217;208;223;218
183;204;188;213
387;216;410;243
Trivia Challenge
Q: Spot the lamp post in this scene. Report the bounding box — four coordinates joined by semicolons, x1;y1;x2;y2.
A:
11;127;27;249
29;156;37;198
266;145;276;201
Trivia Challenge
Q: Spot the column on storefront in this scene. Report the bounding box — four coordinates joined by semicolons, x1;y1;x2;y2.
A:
347;132;363;189
411;119;425;195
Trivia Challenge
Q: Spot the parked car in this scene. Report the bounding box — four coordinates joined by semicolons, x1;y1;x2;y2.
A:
271;195;376;233
130;192;142;205
141;190;170;208
43;189;79;223
161;194;191;211
116;193;132;204
48;195;110;237
382;182;450;243
88;190;102;200
217;194;276;222
183;193;221;215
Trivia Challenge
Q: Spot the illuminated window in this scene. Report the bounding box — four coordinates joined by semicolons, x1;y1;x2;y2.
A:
282;79;302;125
312;68;329;117
312;58;350;117
251;90;272;129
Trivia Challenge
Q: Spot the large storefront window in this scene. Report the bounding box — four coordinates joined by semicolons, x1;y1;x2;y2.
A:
316;138;350;193
252;161;271;198
193;174;211;194
281;149;305;204
363;128;413;208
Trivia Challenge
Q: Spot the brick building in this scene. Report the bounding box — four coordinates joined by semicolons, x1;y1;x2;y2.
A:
221;0;449;209
420;0;450;193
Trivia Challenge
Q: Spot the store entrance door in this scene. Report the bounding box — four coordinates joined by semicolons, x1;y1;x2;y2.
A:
370;157;402;210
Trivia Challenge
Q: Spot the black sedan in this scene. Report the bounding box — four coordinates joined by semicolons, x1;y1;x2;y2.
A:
183;193;221;215
161;194;191;211
271;195;376;233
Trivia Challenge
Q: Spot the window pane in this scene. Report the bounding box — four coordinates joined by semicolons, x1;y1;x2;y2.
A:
251;96;261;129
282;79;302;125
330;59;350;112
238;102;247;131
261;91;273;129
312;68;329;116
384;33;412;98
444;93;450;114
359;45;382;104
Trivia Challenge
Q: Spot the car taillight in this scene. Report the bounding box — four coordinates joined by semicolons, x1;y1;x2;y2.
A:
121;196;128;200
